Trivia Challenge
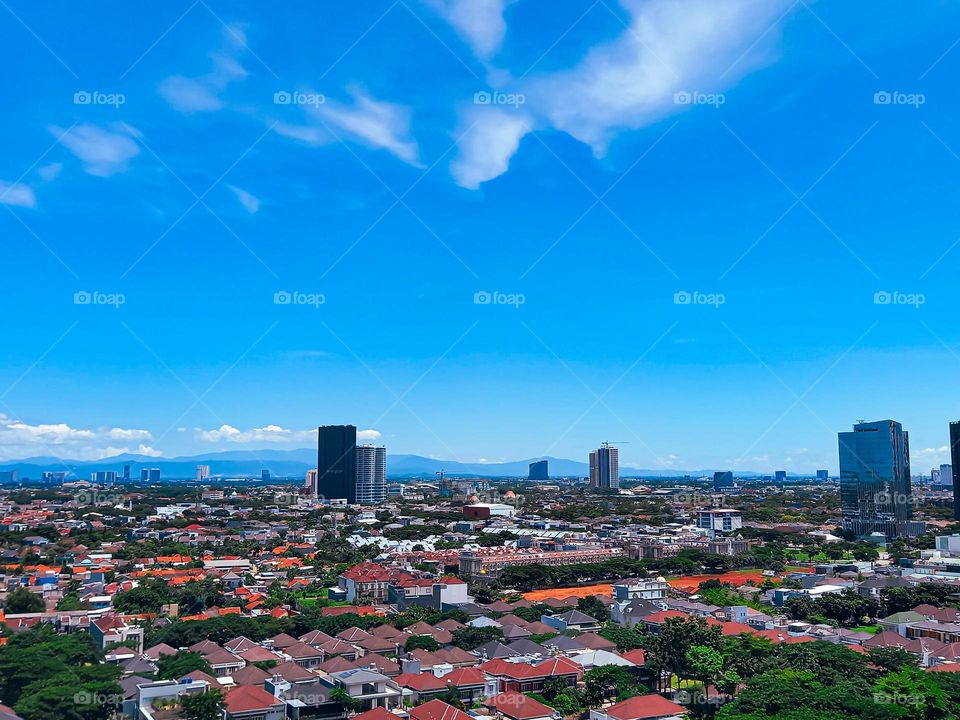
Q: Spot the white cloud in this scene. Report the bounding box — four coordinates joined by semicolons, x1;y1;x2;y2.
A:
159;24;249;113
227;184;260;213
38;162;62;181
312;88;421;165
0;413;156;461
451;109;531;188
51;123;140;177
196;424;381;444
423;0;507;59
196;424;315;444
0;181;36;208
914;446;950;465
450;0;793;187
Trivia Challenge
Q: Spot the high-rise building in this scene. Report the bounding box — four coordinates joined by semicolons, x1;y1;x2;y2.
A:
528;460;549;481
42;471;66;483
123;465;130;482
196;465;210;481
839;419;922;538
589;444;619;489
261;469;271;482
90;471;117;484
355;445;386;504
0;471;18;483
775;470;787;483
816;469;829;481
306;469;317;492
148;468;161;482
713;471;734;491
939;464;952;488
140;468;149;481
317;425;358;502
950;422;960;520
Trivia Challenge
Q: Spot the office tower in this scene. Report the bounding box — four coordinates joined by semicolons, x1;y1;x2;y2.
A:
816;469;829;481
528;460;549;481
318;425;358;502
943;465;954;488
90;470;117;484
951;422;960;520
123;465;130;482
775;470;787;483
196;465;210;481
261;469;271;482
42;471;66;483
713;471;734;491
839;419;922;538
355;445;387;504
140;468;149;481
306;469;317;492
589;444;619;489
0;471;18;483
148;468;161;482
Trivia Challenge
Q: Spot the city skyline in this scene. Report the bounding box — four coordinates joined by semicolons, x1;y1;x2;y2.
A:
3;3;960;473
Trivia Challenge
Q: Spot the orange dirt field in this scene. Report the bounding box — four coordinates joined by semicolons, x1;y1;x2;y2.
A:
522;568;815;600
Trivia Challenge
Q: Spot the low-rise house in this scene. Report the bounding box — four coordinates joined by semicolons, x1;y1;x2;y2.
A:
223;685;286;720
589;695;687;720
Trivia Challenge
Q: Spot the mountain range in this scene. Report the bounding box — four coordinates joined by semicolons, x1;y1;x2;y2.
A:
0;448;779;481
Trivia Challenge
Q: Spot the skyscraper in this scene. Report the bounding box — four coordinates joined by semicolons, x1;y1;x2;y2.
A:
148;468;161;482
775;470;787;483
713;471;734;491
123;465;130;482
950;422;960;520
196;465;210;481
317;425;358;502
589;444;619;489
140;468;149;481
355;445;386;504
528;460;549;481
816;469;829;481
839;419;922;538
306;469;317;492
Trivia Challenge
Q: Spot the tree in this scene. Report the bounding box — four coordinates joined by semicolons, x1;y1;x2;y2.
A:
405;635;440;652
874;667;949;720
5;588;45;613
582;665;644;706
157;652;213;680
642;616;723;691
867;647;917;673
577;595;610;624
451;626;502;650
686;645;724;689
330;688;361;712
180;690;225;720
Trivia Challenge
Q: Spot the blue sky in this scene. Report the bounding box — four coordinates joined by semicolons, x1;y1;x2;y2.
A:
2;0;960;474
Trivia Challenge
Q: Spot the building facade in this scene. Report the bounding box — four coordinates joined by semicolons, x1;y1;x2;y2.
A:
589;444;619;489
951;422;960;520
355;445;387;505
317;425;358;502
839;419;922;538
528;460;549;481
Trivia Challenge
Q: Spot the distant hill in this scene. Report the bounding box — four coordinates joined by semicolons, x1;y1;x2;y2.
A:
0;448;768;481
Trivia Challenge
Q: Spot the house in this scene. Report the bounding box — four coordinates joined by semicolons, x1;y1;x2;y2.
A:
480;657;580;694
90;615;144;653
284;641;326;668
589;694;687;720
224;685;286;720
409;700;473;720
541;610;600;633
485;692;558;720
326;668;402;712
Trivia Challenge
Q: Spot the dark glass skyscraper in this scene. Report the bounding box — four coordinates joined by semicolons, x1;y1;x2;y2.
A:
528;459;549;481
839;419;921;538
317;425;357;502
713;471;734;491
950;422;960;520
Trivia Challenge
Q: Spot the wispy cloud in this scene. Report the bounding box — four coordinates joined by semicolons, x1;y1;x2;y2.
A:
227;184;260;213
159;24;249;113
196;424;381;444
422;0;508;59
0;181;37;208
451;0;793;187
315;87;421;165
51;123;141;177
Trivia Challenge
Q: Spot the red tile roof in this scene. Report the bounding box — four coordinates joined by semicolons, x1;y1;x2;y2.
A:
603;694;687;720
409;700;474;720
485;692;556;720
